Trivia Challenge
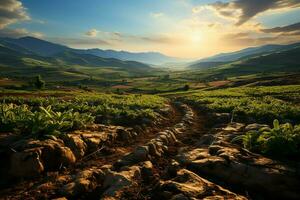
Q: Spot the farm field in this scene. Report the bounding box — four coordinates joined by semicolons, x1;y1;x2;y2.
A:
1;81;300;199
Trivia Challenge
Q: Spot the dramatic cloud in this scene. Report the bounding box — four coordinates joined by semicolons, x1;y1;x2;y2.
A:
0;28;43;38
194;0;300;26
0;0;30;29
261;22;300;33
85;29;99;37
221;29;300;48
0;0;44;39
284;31;300;36
221;31;279;46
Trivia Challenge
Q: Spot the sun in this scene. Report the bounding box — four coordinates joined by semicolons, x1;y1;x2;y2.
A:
190;30;203;43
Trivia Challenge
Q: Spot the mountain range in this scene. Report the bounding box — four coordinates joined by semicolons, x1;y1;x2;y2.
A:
0;37;159;82
0;37;179;65
0;38;151;70
0;36;299;82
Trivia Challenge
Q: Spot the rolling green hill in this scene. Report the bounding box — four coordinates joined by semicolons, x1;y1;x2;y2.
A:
193;42;300;63
190;42;300;70
214;47;300;76
188;61;228;70
0;39;156;84
53;51;151;70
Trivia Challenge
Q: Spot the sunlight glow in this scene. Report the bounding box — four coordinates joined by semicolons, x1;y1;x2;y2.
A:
190;31;203;43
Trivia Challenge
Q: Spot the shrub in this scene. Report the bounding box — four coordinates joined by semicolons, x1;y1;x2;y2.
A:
34;75;45;90
183;84;189;91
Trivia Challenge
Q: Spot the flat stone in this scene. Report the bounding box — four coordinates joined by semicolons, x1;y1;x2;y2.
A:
160;169;246;199
102;166;141;198
223;123;245;132
245;123;270;132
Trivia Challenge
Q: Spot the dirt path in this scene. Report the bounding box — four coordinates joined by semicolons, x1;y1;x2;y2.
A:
0;103;248;200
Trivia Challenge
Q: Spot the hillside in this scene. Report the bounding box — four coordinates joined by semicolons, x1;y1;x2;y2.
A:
0;40;154;83
53;51;152;70
210;47;300;77
188;61;228;70
190;42;300;69
2;37;69;56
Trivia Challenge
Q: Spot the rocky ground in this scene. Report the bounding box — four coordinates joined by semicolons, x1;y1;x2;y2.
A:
0;102;300;200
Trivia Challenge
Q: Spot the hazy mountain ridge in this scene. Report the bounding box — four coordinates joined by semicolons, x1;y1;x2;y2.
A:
191;42;300;68
73;48;181;65
0;37;179;65
189;42;300;70
0;37;152;70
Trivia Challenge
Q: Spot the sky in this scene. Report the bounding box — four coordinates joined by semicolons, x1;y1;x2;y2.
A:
0;0;300;59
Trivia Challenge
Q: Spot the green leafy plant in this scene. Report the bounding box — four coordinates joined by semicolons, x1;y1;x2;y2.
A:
0;94;166;136
233;119;300;157
182;85;300;124
0;103;94;137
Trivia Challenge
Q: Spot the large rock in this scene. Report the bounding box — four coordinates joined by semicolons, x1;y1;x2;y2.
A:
176;148;210;164
189;156;300;199
114;145;149;168
102;166;141;199
159;169;246;199
9;148;44;178
80;132;107;152
60;167;105;197
178;144;300;200
61;134;87;159
41;140;76;171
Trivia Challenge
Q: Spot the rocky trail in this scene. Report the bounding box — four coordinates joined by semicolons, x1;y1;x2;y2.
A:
0;102;300;199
